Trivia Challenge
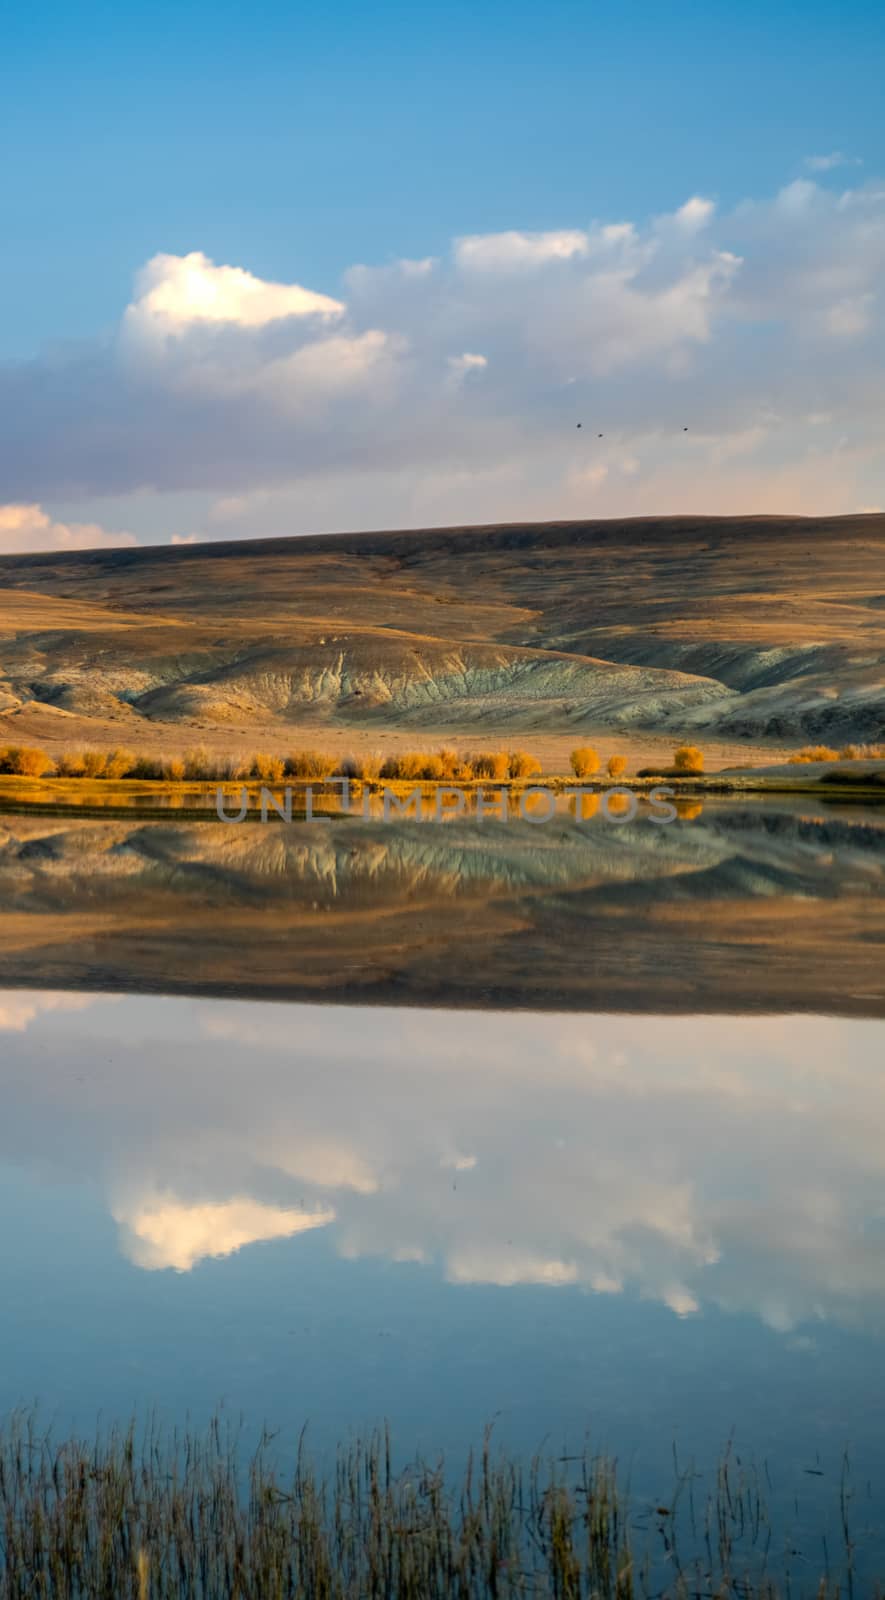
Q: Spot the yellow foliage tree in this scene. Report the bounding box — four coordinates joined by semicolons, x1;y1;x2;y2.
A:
508;749;542;779
570;747;600;778
673;744;704;773
0;745;54;777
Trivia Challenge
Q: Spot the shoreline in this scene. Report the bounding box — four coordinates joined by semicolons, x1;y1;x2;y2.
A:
1;767;883;821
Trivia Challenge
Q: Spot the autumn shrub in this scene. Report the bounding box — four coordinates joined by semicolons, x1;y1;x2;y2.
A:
673;744;704;773
54;751;86;777
379;751;443;781
437;746;460;779
284;749;338;779
508;749;542;780
788;745;840;764
836;743;884;761
81;750;108;778
127;756;165;780
249;752;286;783
570;747;600;778
339;752;382;781
0;745;54;777
102;748;137;780
216;755;250;781
471;750;510;781
164;757;186;782
606;754;628;779
182;746;216;781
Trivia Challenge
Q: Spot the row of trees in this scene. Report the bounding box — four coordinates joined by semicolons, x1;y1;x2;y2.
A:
0;741;707;782
16;738;883;782
0;743;548;783
1;742;638;783
789;742;885;763
571;744;704;776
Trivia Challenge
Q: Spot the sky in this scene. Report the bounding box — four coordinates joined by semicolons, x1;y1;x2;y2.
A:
2;0;884;551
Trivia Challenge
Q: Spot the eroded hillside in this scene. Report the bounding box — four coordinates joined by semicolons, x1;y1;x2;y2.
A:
0;514;882;746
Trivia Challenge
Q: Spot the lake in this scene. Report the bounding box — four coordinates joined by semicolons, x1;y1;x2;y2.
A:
0;794;883;1582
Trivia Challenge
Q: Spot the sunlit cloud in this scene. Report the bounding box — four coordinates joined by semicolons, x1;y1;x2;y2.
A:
0;504;136;556
125;251;344;336
1;177;884;535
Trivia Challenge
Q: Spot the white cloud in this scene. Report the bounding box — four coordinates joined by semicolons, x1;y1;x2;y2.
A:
447;351;487;386
448;351;487;373
775;178;819;215
454;228;590;271
1;173;884;528
805;152;862;172
0;504;136;556
125;250;344;337
266;329;396;407
671;195;716;231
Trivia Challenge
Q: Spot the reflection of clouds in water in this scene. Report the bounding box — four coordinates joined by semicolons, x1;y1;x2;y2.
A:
0;991;106;1032
447;1250;578;1287
112;1192;335;1272
1;996;884;1327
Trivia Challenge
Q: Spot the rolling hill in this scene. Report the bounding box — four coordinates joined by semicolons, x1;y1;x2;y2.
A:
0;513;882;756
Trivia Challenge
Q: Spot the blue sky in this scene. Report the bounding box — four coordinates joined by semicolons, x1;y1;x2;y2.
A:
2;0;884;546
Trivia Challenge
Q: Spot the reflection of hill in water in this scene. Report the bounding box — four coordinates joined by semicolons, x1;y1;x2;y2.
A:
0;802;882;1014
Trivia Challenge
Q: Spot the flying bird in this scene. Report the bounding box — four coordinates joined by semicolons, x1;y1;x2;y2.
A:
576;422;582;428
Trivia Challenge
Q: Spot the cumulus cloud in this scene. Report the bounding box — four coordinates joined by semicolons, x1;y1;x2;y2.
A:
670;195;716;231
454;228;590;271
125;250;344;337
1;176;884;533
0;504;137;555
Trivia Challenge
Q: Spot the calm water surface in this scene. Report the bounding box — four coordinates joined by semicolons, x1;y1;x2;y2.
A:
0;798;883;1564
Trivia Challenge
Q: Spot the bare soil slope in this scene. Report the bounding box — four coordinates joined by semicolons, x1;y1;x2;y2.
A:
0;514;882;752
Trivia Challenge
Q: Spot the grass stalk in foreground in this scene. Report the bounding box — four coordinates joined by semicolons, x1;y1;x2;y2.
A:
0;1414;876;1598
